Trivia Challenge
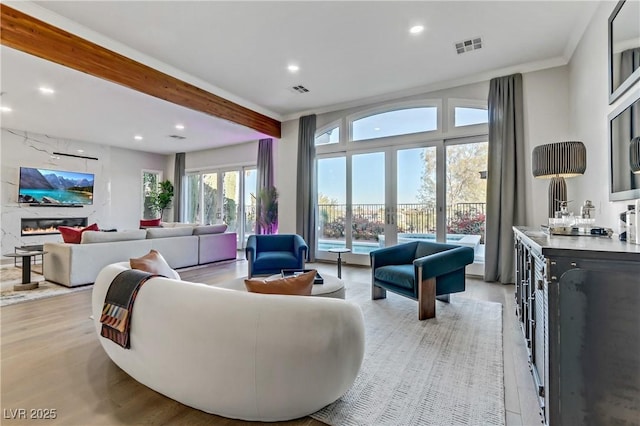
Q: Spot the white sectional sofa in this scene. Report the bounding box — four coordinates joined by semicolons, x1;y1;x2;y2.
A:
93;263;365;422
44;225;237;287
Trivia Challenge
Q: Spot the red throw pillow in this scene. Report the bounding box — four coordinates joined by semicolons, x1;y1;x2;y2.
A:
58;223;99;244
140;218;161;227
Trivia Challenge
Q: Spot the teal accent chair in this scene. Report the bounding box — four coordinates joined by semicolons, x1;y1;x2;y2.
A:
370;241;474;320
246;234;308;278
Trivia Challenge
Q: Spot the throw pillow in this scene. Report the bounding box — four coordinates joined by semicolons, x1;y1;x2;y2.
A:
58;223;99;244
130;250;181;280
244;270;316;296
139;218;161;227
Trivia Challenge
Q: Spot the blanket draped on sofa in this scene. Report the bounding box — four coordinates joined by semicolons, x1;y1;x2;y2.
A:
100;269;160;348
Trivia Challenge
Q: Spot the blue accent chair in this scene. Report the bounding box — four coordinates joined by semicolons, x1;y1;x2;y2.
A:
370;241;474;320
246;234;308;277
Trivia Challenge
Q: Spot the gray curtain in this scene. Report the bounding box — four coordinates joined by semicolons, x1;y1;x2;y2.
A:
255;138;274;234
174;152;185;222
484;74;526;284
296;115;317;261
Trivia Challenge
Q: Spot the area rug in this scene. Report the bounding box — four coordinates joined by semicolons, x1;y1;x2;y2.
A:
311;287;504;426
0;267;92;307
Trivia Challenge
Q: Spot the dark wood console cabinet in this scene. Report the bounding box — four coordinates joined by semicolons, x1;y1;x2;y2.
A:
513;226;640;425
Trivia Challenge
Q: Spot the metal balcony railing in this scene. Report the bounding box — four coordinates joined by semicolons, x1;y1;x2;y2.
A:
318;202;486;242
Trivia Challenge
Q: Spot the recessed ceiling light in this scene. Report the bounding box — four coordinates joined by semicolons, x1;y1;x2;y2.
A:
409;25;424;35
77;149;84;153
374;127;381;131
39;87;55;94
134;135;143;141
0;106;12;112
288;64;300;72
175;124;185;130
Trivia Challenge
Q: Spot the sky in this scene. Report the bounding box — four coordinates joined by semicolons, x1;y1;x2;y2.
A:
318;149;428;205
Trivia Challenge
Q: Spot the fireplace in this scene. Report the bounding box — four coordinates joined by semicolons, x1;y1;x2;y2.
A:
21;217;88;236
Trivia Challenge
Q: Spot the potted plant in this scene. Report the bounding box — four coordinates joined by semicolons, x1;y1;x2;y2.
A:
146;180;174;221
257;186;278;234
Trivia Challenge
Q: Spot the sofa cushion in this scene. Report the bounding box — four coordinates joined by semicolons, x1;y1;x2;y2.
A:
81;229;147;244
58;223;99;244
130;250;180;280
146;227;193;238
192;224;228;235
254;252;300;271
375;264;415;290
244;270;316;295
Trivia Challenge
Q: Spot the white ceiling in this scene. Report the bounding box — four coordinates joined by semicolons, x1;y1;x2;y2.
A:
1;1;598;154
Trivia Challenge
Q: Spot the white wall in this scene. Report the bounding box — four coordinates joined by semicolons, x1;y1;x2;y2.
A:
1;128;167;259
277;120;299;234
522;66;571;227
568;1;639;227
185;140;258;171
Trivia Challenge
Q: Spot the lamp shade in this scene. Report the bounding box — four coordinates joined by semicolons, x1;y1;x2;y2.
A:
532;141;586;218
532;141;587;178
631;136;640;174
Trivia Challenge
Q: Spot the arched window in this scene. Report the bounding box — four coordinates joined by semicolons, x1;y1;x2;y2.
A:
315;126;340;146
350;105;438;141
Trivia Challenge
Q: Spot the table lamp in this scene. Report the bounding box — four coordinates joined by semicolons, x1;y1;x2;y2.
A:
532;141;586;218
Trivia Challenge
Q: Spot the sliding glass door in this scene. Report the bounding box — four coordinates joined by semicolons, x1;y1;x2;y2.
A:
316;150;393;265
445;140;487;273
317;156;347;252
396;146;438;242
352;151;386;254
316;139;487;268
185;166;256;249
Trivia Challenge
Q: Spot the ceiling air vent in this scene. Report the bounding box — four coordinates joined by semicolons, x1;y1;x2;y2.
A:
290;85;310;94
455;37;482;54
168;135;186;140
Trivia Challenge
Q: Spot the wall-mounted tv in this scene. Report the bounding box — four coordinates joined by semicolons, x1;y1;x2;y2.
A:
18;167;94;205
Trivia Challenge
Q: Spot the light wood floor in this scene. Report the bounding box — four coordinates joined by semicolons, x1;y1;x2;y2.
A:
1;259;541;425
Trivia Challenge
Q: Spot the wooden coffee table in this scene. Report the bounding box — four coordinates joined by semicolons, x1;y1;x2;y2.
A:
3;250;47;291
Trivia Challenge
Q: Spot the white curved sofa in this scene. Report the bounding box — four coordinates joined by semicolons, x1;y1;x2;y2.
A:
92;263;365;421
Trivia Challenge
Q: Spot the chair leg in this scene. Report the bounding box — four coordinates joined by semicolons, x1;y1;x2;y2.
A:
436;294;450;303
372;285;387;300
418;277;436;320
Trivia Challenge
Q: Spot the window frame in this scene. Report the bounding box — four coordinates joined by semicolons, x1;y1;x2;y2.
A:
314;119;342;147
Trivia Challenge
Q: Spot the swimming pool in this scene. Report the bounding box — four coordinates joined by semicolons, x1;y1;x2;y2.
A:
317;240;378;255
318;233;481;255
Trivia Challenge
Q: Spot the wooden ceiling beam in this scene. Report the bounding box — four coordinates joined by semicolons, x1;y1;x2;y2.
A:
0;4;281;139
